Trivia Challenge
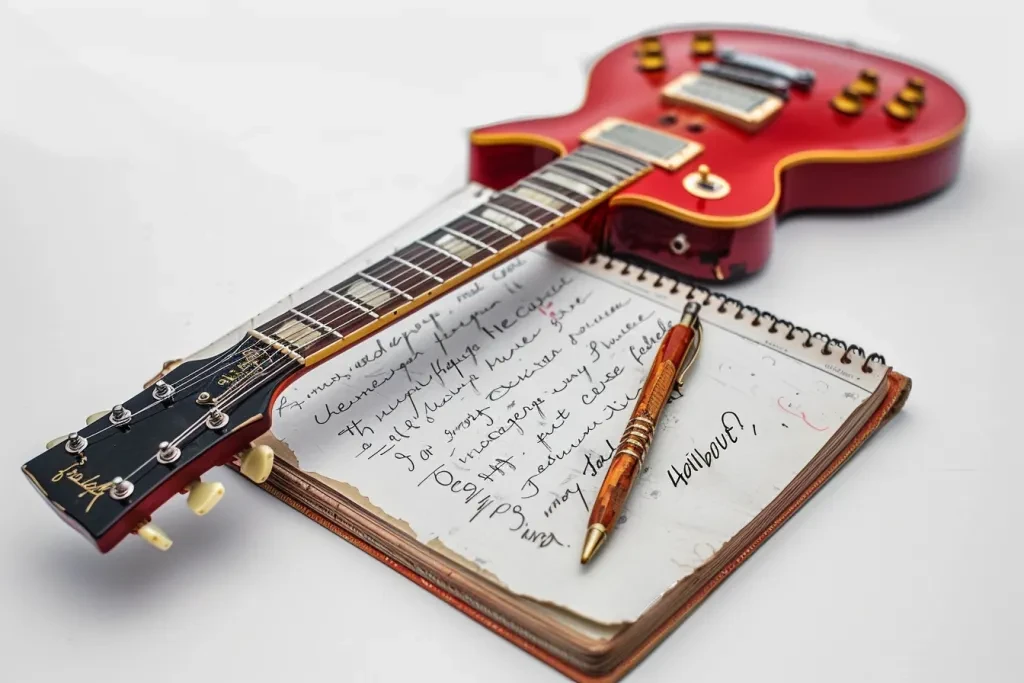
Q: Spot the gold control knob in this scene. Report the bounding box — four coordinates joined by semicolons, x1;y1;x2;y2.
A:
85;410;110;425
884;98;917;122
239;444;275;484
143;359;183;390
830;86;863;116
691;32;715;56
184;479;225;516
136;521;173;550
637;35;666;72
897;76;926;106
849;68;879;97
683;164;731;199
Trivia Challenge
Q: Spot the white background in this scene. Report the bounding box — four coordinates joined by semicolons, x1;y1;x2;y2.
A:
0;2;1019;681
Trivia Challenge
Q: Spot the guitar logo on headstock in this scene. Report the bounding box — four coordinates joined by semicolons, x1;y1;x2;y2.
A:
51;457;115;514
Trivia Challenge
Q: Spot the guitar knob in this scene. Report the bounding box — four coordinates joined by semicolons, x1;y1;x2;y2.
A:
830;86;863;116
636;35;665;72
239;444;275;484
897;76;926;106
135;521;173;550
85;410;110;425
884;97;917;122
690;32;715;57
849;68;879;97
184;479;225;516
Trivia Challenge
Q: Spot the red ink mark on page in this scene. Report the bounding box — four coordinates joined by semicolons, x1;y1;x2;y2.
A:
776;396;828;432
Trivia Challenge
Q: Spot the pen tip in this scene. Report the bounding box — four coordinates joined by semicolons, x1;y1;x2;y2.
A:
580;526;607;564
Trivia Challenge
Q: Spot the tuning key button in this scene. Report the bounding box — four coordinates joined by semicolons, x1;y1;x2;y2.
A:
136;522;173;551
185;479;225;516
45;435;69;450
239;444;275;484
884;98;917;122
897;76;926;106
849;68;879;97
143;359;183;390
85;410;110;425
691;32;715;56
830;87;863;116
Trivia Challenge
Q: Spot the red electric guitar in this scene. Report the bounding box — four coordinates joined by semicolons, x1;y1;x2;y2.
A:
23;26;966;553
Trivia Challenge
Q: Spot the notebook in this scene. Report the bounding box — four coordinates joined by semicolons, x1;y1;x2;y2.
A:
192;184;910;681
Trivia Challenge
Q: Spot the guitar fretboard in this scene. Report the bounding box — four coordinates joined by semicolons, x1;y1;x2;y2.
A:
248;144;651;367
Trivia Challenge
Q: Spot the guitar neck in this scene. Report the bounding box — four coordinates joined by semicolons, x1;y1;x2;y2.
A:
248;144;651;371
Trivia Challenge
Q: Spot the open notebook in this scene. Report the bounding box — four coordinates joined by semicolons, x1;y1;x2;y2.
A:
192;185;910;681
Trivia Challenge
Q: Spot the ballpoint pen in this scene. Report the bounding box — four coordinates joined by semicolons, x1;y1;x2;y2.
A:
580;301;703;564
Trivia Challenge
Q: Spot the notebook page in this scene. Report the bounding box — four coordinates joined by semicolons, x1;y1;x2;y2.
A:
268;249;885;625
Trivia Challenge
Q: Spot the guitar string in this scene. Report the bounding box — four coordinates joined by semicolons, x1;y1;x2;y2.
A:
114;224;524;483
107;162;636;480
76;211;550;446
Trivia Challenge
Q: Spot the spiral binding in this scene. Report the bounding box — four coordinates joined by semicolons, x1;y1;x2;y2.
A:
591;254;886;374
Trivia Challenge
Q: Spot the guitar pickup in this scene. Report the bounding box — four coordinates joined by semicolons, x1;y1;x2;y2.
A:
717;48;815;90
661;72;785;133
699;62;790;99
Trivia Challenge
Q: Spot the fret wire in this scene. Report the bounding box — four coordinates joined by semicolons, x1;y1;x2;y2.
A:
453;218;519;252
439;226;498;254
369;259;439;298
492;195;559;225
289;308;344;338
325;289;380;318
533;169;599;197
584;144;650;172
387;254;444;283
554;158;621;186
416;238;472;266
574;146;645;175
462;212;523;241
359;271;415;300
503;187;567;215
517;178;581;207
484;200;543;228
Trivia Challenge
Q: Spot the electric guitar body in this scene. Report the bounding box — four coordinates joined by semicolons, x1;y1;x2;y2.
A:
22;26;966;554
471;26;967;281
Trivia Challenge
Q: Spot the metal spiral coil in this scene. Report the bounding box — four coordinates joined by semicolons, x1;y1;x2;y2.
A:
597;254;888;374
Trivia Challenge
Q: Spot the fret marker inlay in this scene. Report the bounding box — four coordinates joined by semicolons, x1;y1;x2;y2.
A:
479;206;526;233
434;232;480;260
273;319;323;347
508;185;568;213
345;279;393;308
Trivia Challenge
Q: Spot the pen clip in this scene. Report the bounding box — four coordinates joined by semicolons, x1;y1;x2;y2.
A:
676;319;703;386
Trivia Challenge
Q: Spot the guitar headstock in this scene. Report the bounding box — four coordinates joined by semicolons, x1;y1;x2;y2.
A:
22;339;289;552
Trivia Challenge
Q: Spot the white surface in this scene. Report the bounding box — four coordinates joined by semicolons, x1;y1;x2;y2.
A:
0;2;1019;681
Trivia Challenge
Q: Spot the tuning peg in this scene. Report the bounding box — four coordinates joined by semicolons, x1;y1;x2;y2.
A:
239;444;275;484
135;521;173;550
184;479;225;516
45;435;68;450
85;410;110;425
143;359;183;389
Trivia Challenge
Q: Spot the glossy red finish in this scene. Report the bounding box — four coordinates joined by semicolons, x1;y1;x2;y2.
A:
469;26;967;281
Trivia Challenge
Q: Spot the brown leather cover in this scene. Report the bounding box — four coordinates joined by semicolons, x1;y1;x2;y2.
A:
249;370;911;682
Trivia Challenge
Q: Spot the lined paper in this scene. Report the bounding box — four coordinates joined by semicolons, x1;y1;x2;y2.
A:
269;250;883;624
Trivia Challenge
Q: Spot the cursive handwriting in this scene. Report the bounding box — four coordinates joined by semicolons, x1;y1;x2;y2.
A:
51;462;114;513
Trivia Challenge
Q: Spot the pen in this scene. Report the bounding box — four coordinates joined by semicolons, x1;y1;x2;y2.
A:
580;301;703;564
